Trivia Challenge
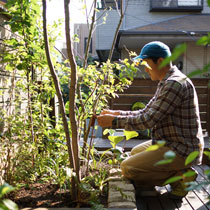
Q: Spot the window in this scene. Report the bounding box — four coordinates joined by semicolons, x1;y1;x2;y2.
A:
150;0;203;12
97;0;121;10
84;37;92;54
177;0;202;6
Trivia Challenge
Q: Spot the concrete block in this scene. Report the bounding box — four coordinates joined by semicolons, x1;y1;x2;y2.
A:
108;190;135;203
109;168;122;176
108;201;136;208
109;181;135;192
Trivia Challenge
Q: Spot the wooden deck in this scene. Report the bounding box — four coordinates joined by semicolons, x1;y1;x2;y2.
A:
135;165;210;210
88;136;210;152
84;137;210;210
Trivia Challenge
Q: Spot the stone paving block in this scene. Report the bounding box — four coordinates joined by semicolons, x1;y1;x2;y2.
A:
21;209;91;210
109;181;135;192
108;190;135;203
109;168;122;176
108;201;136;208
107;176;122;181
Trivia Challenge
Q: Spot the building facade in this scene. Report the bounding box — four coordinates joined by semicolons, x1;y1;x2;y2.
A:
73;23;97;59
96;0;210;77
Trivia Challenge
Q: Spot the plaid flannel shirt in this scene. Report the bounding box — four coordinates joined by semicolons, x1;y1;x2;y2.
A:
113;66;204;164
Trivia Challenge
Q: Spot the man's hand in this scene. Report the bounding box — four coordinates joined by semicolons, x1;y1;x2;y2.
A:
101;109;120;116
97;114;115;128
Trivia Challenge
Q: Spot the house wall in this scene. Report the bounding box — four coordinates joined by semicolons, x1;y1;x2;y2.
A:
96;0;210;50
0;12;28;185
73;23;97;59
185;42;210;77
184;42;203;75
96;10;120;50
0;14;15;120
0;14;26;126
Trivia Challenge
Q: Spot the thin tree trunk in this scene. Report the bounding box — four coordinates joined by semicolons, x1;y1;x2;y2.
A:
108;0;124;61
64;0;80;183
81;0;97;158
27;73;35;144
42;0;76;200
83;0;97;69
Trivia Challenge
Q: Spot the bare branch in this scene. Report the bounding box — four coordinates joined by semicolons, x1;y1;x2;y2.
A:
64;0;80;185
83;0;97;69
42;0;75;185
108;0;124;61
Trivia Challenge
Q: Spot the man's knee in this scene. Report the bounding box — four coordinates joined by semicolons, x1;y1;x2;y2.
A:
130;148;136;156
120;159;130;177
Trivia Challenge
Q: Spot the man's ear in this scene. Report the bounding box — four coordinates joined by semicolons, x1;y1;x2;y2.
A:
157;57;164;64
157;57;164;69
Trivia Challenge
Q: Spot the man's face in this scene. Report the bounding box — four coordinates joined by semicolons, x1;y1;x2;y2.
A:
143;58;160;81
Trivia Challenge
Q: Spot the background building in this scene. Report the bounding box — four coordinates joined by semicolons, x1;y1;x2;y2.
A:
61;23;97;63
74;23;97;59
96;0;210;77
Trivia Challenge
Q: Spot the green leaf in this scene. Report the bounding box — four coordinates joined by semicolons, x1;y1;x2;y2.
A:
146;144;159;151
157;140;166;146
108;159;113;165
183;170;196;178
123;130;138;140
164;176;182;185
187;63;210;78
159;43;186;69
108;136;124;145
155;159;173;166
0;184;15;199
204;151;210;159
204;169;210;177
208;0;210;7
145;140;165;151
2;199;18;210
64;101;69;114
196;35;210;46
103;129;109;136
185;151;199;166
0;203;9;210
164;150;176;160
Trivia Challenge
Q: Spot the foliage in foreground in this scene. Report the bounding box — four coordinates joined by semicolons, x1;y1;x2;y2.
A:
0;0;139;207
0;183;18;210
0;0;210;207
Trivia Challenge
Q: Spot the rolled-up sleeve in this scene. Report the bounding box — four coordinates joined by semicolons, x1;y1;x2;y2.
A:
112;81;183;131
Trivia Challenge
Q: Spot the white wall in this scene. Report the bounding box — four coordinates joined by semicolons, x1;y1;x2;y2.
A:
185;42;205;76
96;10;120;50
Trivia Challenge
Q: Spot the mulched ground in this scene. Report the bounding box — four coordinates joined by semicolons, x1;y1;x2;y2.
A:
8;182;107;208
8;183;73;208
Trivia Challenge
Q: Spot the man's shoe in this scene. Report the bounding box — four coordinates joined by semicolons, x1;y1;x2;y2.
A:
169;168;198;199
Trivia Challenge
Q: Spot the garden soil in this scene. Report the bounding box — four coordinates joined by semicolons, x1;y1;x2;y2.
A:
8;183;107;208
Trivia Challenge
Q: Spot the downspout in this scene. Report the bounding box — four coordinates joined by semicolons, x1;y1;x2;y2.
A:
75;24;79;57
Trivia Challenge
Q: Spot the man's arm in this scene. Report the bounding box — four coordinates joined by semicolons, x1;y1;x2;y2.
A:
101;96;156;117
113;81;183;130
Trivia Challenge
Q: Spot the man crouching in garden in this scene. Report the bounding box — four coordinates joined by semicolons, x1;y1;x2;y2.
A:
97;41;204;199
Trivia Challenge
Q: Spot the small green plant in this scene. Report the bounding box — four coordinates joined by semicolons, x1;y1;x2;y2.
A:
103;129;138;165
80;164;109;210
103;129;139;149
162;151;199;185
0;183;18;210
184;151;210;194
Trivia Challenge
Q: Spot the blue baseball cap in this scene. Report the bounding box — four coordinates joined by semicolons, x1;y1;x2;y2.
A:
133;41;171;61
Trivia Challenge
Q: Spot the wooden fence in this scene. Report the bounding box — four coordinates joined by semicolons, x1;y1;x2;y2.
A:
110;78;210;136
